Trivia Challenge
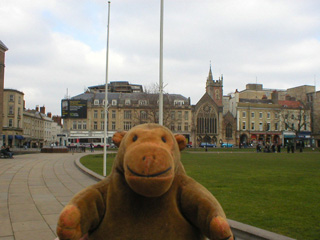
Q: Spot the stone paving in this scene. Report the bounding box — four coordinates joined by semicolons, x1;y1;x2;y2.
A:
0;153;97;240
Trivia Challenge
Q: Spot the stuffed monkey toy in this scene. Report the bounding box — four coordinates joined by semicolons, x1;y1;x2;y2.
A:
57;123;234;240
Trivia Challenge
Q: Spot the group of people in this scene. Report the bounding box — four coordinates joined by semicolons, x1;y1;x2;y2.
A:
256;143;281;153
1;145;14;158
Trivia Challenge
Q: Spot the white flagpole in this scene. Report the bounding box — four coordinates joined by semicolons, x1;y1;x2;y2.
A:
159;0;164;125
103;1;111;177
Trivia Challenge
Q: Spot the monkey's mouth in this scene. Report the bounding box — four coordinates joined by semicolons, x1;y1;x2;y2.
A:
127;165;172;178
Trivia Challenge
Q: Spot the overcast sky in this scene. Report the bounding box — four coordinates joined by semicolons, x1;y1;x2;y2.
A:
1;0;319;115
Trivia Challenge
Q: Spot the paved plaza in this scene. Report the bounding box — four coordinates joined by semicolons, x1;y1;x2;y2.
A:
0;153;98;240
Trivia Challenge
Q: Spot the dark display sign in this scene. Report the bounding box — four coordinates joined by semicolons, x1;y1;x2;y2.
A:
61;100;87;118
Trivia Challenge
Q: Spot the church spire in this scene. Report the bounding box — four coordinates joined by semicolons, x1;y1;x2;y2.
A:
207;62;213;81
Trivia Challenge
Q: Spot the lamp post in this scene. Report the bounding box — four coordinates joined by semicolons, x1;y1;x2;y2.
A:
159;0;164;125
103;1;111;177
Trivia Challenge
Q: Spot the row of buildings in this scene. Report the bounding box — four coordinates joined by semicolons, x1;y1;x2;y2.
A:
1;39;319;148
61;70;319;148
1;41;63;148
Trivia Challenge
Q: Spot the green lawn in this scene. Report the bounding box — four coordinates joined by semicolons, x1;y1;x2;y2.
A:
80;152;320;240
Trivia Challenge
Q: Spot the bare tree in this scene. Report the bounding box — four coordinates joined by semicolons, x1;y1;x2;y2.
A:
280;104;310;149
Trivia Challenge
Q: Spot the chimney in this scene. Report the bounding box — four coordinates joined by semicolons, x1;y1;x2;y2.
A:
47;112;52;118
271;90;278;104
40;106;45;114
36;105;39;112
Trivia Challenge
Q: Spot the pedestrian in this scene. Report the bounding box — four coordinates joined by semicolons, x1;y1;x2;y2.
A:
277;144;281;153
1;146;13;158
291;144;295;153
90;143;94;152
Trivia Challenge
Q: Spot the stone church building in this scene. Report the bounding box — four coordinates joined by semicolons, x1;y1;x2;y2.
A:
191;66;236;147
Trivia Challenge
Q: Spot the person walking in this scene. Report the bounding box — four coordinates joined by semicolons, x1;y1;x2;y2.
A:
90;143;94;152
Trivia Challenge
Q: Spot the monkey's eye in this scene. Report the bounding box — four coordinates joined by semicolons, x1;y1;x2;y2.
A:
161;136;166;143
132;135;138;142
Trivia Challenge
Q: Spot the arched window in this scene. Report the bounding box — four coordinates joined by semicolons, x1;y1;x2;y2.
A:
196;105;217;134
226;123;232;138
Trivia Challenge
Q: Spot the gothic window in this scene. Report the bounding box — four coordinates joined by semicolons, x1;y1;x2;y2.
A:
196;105;217;134
226;123;232;138
215;89;220;99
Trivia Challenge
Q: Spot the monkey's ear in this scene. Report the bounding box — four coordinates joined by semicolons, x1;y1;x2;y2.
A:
174;134;186;151
112;131;127;147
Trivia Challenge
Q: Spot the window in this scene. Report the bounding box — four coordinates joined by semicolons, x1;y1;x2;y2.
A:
83;121;87;130
275;122;278;131
94;110;98;118
291;114;294;120
18;96;21;104
73;121;77;129
171;124;175;131
242;121;246;130
177;111;182;119
285;123;289;130
18;107;21;116
125;99;131;105
9;95;14;102
259;112;263;119
124;121;132;131
184;122;188;131
259;122;263;131
171;111;175;120
94;121;98;130
140;111;147;120
177;123;182;131
291;123;294;130
251;112;255;118
215;89;220;99
8;119;13;127
184;111;189;120
267;112;270;119
139;100;147;105
124;110;132;119
112;122;116;130
112;100;117;106
266;122;271;131
112;110;116;119
226;123;232;138
78;121;82;130
251;122;255;130
94;99;99;105
242;111;246;118
274;112;278;119
101;121;104;130
9;106;14;115
174;100;184;106
101;110;105;119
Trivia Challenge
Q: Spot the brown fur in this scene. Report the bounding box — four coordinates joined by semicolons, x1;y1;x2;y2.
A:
57;123;234;240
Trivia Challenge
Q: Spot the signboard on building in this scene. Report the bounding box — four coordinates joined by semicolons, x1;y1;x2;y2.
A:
61;100;87;118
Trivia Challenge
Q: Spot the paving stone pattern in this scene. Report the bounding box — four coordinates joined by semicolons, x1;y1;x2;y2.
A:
0;153;97;240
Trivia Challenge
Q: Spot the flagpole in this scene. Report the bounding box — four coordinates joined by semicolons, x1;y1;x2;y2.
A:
103;1;111;177
159;0;164;125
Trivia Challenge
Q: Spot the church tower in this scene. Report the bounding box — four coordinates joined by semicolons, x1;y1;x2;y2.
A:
205;65;223;106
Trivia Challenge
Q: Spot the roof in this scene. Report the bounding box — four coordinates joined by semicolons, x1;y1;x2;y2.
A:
0;40;8;51
71;92;189;104
278;100;304;108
